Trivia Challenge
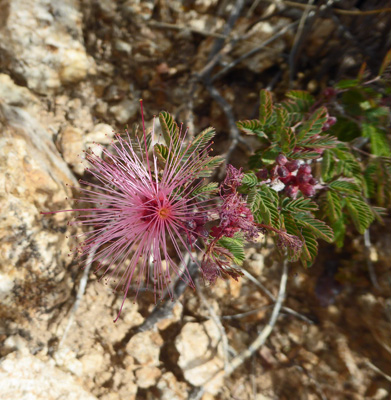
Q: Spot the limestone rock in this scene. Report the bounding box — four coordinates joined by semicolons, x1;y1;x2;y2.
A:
175;320;224;394
135;366;162;388
0;0;93;94
58;126;85;175
126;330;163;366
0;102;76;331
0;352;97;400
157;372;188;400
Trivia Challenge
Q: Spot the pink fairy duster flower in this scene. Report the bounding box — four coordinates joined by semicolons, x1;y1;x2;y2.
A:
42;102;218;321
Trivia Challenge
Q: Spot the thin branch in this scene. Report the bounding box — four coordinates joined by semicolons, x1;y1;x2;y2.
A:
226;257;288;375
366;360;391;383
364;229;380;289
190;258;289;400
204;83;242;170
137;254;195;332
241;267;314;324
210;20;299;83
208;0;245;61
58;245;97;349
148;20;227;39
261;0;391;16
288;0;316;85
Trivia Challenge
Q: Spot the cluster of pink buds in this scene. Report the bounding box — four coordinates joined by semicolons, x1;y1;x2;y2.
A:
273;155;318;198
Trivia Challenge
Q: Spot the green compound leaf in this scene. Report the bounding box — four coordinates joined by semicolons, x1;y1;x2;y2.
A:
159;111;179;148
198;155;224;178
345;196;375;234
259;89;273;125
329;180;362;195
324;190;343;224
218;236;245;266
297;107;328;140
183;127;216;161
154;143;169;164
362;123;391;157
236;119;268;139
282;197;319;213
294;213;334;243
242;172;258;188
192;182;219;200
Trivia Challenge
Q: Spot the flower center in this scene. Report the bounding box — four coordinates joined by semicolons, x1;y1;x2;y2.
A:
158;206;171;220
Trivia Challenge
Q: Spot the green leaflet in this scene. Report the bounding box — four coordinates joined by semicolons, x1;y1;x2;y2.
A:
192;182;219;200
217;236;245;266
198;156;224;178
242;173;258;188
297;107;328;140
236;119;268;139
282;197;319;213
159;111;179;148
362;123;391;157
324;190;342;223
259;89;273;125
182;127;216;161
294;213;334;243
329;180;362;195
345;197;374;234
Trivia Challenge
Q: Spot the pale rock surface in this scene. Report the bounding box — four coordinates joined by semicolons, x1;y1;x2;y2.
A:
110;99;139;125
58;126;85;174
175;320;224;394
0;0;93;94
0;352;98;400
135;366;162;388
126;330;163;366
157;372;188;400
0;102;76;331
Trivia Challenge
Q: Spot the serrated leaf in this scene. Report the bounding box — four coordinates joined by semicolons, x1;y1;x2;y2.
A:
259;89;273;125
329;180;361;194
159;111;179;147
345;197;374;234
294;213;334;243
218;236;245;266
282;197;319;212
236;119;268;139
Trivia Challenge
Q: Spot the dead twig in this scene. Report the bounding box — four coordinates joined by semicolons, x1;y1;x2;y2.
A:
190;258;289;400
241;267;314;324
364;229;380;289
366;360;391;383
210;20;299;83
137;254;195;332
147;20;227;40
288;0;316;85
58;245;97;349
261;0;391;16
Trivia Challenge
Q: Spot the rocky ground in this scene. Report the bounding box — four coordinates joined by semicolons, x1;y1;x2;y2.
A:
1;0;391;399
